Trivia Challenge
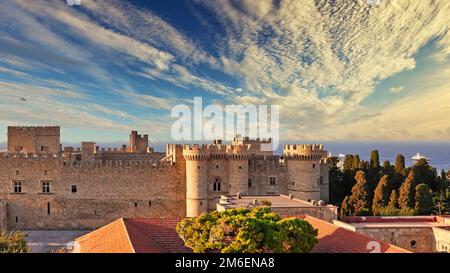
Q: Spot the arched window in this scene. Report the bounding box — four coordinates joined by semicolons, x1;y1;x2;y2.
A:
213;178;221;192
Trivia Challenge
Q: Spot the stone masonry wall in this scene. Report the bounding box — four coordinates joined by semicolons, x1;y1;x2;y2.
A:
433;227;450;253
8;126;60;154
355;227;435;253
0;156;186;230
0;201;6;231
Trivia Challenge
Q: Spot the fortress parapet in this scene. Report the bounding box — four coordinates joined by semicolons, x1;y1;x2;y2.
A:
182;144;211;161
283;144;327;161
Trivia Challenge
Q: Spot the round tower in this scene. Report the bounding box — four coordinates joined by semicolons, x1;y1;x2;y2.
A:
183;145;209;217
284;144;327;201
227;145;250;195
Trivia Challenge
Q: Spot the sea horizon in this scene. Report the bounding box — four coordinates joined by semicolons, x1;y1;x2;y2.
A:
2;140;449;172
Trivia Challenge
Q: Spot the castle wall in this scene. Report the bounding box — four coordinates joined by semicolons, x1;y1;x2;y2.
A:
248;157;286;195
0;201;6;231
0;156;186;230
354;226;435;253
7;126;60;154
320;163;329;202
228;158;249;195
206;157;229;210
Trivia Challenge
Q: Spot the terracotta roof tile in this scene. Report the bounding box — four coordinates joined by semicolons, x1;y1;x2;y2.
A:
302;216;410;253
75;216;409;253
75;219;134;253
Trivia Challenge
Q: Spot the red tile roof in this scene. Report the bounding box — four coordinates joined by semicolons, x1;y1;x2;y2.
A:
74;218;190;253
302;216;410;253
75;216;409;253
74;219;135;253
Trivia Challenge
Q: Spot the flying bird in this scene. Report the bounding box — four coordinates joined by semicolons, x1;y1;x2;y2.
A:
19;97;27;102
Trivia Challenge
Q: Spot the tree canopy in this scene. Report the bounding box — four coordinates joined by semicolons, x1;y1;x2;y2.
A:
0;231;28;253
176;207;318;253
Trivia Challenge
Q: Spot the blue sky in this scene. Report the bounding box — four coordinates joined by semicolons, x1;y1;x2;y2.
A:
0;0;450;144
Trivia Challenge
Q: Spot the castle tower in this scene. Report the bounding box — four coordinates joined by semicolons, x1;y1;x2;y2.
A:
284;144;328;202
129;131;149;153
227;145;250;195
183;145;209;217
82;142;96;162
7;126;60;154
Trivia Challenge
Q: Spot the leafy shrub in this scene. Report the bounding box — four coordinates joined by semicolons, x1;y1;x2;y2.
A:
176;207;318;253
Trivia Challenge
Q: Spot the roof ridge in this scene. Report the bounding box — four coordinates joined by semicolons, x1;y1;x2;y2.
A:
75;218;124;243
122;218;167;253
120;218;136;253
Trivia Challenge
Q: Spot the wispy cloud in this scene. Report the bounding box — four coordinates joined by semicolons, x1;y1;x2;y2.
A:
390;86;404;94
1;0;450;142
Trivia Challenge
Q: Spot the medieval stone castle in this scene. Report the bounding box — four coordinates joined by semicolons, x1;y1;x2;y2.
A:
0;126;329;230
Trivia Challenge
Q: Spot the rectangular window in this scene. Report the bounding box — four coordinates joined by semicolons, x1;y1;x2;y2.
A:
13;181;22;193
71;185;77;193
269;177;276;186
248;179;252;188
47;202;51;215
42;182;50;193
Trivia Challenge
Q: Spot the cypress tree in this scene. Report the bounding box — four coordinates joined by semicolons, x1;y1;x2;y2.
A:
399;171;416;209
394;154;406;176
343;155;354;172
372;175;392;215
388;189;398;209
415;183;433;215
368;150;381;200
413;159;438;191
341;196;352;216
349;170;370;215
353;155;361;170
370;150;380;169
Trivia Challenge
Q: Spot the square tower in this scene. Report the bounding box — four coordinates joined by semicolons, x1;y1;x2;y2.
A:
128;131;149;153
7;126;60;154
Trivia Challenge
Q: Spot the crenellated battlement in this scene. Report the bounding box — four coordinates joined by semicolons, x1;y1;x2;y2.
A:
182;143;254;161
283;144;327;160
7;126;60;131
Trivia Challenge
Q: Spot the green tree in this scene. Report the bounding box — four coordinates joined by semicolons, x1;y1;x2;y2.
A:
343;155;354;172
398;171;416;209
353;155;361;170
176;207;318;253
367;150;381;199
370;150;380;169
394;154;406;176
387;189;399;209
415;183;433;215
328;157;345;205
0;231;29;253
340;196;353;216
348;171;370;215
413;159;438;191
372;175;392;215
382;161;394;175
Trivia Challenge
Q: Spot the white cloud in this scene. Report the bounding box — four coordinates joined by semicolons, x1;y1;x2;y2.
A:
390;86;404;94
196;0;450;140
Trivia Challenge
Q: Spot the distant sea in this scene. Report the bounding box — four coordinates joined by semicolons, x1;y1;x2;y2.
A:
1;141;449;172
277;141;450;173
